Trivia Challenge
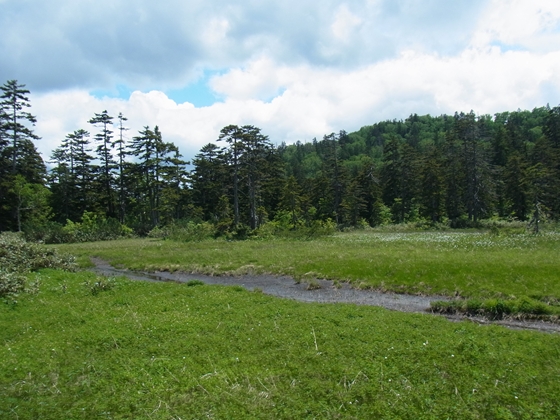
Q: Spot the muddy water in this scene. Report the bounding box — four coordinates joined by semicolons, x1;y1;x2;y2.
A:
89;258;560;333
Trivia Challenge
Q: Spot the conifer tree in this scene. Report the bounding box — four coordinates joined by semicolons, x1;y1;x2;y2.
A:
0;80;40;174
0;80;47;231
89;110;115;217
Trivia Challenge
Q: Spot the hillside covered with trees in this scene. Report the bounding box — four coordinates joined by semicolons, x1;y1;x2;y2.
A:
1;79;560;241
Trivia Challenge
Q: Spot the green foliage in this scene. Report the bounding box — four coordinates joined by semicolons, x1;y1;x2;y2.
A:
0;271;26;301
0;232;76;273
256;213;337;239
431;296;558;320
83;276;117;296
150;219;216;242
24;211;133;243
0;232;75;301
186;279;205;287
2;270;560;418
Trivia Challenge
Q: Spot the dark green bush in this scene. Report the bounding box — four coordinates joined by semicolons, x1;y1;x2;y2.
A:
24;212;133;244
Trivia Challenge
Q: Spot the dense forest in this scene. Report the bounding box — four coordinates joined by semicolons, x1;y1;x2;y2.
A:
1;79;560;241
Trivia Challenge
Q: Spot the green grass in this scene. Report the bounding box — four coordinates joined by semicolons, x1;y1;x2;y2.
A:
58;230;560;300
2;269;560;419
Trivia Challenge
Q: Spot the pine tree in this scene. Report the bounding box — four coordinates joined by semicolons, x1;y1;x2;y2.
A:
128;126;178;228
191;143;229;221
0;80;47;231
114;113;129;223
0;80;40;174
89;110;115;217
48;129;94;222
218;125;244;228
419;146;445;223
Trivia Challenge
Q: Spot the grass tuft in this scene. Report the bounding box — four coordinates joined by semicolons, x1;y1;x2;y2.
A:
431;296;560;321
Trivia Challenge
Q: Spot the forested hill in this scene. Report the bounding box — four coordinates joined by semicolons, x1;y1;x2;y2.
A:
1;78;560;239
276;107;558;227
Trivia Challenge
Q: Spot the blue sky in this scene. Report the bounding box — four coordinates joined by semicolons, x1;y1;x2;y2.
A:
1;0;559;161
90;72;223;108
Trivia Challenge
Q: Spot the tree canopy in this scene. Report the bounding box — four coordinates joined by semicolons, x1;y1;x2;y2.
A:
1;79;560;239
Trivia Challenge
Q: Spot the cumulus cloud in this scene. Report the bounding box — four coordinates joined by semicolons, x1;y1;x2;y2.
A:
1;0;487;92
4;0;560;163
471;0;560;51
32;45;560;161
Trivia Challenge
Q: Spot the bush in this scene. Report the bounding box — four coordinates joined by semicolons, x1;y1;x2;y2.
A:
24;212;133;244
166;220;216;242
0;271;26;300
255;213;336;240
0;232;76;301
515;296;552;315
0;232;76;273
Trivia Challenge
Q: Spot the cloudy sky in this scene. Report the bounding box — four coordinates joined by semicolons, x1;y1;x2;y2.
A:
1;0;560;162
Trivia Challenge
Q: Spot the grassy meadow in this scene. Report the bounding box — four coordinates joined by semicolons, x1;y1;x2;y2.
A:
2;229;560;418
1;269;560;419
61;230;560;300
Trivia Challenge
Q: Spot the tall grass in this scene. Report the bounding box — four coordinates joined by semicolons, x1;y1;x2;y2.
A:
58;230;560;300
1;270;559;419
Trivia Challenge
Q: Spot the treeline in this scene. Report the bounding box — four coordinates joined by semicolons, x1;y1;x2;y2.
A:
1;79;560;241
278;108;560;230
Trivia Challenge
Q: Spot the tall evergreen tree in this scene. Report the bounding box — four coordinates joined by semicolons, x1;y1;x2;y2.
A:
239;125;274;229
89;110;115;217
0;80;40;174
218;125;244;228
191;143;229;221
128;126;179;228
419;146;445;223
48;129;94;222
115;112;129;223
0;80;47;231
454;112;493;222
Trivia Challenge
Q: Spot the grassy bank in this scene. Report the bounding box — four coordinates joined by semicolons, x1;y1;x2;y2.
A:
2;269;560;419
58;230;560;300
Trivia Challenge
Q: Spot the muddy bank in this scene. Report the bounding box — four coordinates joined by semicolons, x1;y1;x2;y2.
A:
89;258;560;333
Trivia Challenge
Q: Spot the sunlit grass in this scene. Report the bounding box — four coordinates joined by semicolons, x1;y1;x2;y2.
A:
58;230;560;299
1;270;560;419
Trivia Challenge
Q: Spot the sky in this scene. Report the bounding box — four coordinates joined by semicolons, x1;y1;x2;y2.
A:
1;0;560;162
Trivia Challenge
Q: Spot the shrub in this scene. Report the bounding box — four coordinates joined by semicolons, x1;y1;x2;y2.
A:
166;220;216;242
0;271;26;300
0;232;76;301
24;212;133;244
0;232;76;273
255;215;336;240
465;299;483;313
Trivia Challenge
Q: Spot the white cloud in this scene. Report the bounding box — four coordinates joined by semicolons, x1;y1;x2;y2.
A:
471;0;560;51
331;4;363;41
32;42;560;162
5;0;557;165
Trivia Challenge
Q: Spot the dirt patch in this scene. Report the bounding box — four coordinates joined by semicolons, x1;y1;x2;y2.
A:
89;257;560;334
